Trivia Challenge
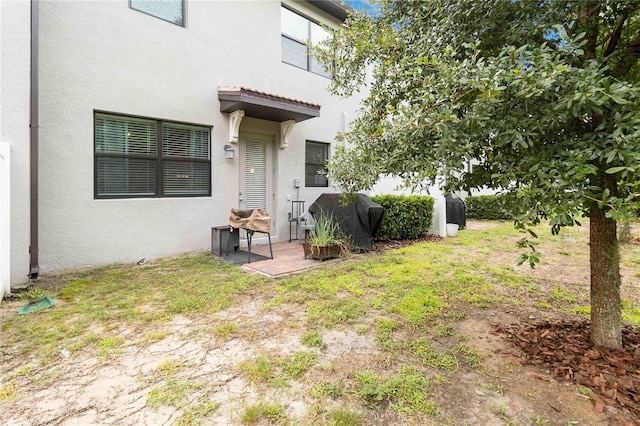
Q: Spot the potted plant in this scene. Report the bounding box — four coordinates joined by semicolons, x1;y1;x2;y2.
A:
302;211;347;261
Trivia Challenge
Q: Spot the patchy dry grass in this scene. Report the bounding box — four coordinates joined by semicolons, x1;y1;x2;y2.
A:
2;254;268;361
2;220;639;425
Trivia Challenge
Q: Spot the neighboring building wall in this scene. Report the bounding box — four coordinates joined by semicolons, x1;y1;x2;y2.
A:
1;0;31;288
34;0;362;272
468;186;499;197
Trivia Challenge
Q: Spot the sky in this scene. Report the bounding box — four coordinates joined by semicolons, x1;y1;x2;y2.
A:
342;0;379;15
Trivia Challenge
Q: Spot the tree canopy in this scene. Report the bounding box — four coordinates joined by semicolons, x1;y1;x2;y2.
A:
316;0;640;349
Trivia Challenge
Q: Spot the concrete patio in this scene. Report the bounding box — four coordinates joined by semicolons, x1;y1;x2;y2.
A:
214;240;346;277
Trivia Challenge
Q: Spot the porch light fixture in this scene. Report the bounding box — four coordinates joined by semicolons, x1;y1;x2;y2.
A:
223;144;235;159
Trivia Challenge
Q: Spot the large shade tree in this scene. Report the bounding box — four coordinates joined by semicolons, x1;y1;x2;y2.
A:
316;0;640;349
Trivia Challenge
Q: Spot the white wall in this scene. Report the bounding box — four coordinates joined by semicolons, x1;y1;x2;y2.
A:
274;2;363;240
1;0;31;287
33;1;363;272
469;186;499;197
0;143;10;297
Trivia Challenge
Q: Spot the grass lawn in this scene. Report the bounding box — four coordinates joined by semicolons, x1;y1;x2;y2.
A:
1;220;639;425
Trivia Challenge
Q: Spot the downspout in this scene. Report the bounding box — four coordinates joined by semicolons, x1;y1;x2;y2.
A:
29;0;39;279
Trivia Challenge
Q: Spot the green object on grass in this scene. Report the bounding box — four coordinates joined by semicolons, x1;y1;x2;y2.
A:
18;296;55;315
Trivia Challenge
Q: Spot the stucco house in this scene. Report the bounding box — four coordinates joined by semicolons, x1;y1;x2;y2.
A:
1;0;367;295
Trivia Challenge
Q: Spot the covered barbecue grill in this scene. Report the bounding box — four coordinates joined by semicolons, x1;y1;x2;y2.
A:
445;195;466;230
308;193;384;251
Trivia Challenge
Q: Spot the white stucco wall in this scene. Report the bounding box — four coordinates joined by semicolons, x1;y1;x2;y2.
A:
1;0;31;287
34;0;363;272
0;143;11;297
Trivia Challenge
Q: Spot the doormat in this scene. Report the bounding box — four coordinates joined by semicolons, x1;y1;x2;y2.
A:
215;250;271;266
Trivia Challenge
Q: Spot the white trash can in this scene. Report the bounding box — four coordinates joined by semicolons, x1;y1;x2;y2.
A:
446;223;459;237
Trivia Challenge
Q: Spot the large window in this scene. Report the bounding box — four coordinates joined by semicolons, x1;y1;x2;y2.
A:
281;7;331;78
130;0;185;27
94;112;210;198
305;141;329;187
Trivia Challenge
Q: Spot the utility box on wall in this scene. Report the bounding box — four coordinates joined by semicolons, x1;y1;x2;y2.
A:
211;226;239;256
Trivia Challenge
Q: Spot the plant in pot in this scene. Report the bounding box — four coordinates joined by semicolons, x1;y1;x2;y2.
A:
303;211;348;261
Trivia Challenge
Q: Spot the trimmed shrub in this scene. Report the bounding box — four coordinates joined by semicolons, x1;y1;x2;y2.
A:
465;194;513;220
370;195;434;240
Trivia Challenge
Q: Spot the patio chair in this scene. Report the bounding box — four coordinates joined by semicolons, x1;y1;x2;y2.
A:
289;200;306;242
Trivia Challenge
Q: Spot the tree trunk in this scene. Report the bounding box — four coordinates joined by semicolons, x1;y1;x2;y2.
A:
589;206;622;349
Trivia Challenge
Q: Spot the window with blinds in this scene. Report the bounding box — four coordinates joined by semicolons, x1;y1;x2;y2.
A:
130;0;184;27
305;141;329;187
95;112;210;198
281;7;331;78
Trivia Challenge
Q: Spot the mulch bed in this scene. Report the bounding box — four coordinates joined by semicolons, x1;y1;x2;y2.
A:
496;320;640;424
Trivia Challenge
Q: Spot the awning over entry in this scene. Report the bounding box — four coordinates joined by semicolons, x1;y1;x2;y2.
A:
218;86;320;123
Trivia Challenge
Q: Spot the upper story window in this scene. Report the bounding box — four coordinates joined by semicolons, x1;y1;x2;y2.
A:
94;112;211;198
281;7;331;78
305;141;329;187
130;0;185;27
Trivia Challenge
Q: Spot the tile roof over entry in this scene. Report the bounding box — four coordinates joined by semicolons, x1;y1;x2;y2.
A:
218;86;321;123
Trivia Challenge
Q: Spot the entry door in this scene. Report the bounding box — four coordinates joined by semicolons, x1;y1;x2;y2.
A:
240;135;273;214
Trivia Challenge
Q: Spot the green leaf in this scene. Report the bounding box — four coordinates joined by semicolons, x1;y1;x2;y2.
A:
605;166;626;174
517;254;528;266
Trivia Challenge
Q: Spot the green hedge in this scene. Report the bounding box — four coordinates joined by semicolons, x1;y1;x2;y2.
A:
370;195;434;240
465;194;513;220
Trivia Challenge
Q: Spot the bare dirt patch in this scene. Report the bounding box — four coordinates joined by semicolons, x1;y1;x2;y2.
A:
464;220;503;231
435;310;607;426
1;298;633;425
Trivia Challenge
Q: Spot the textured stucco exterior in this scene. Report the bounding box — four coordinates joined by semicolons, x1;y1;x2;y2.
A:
0;143;11;296
1;0;32;287
24;0;363;274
